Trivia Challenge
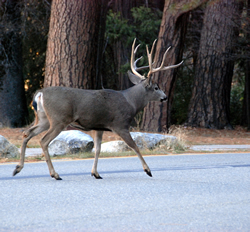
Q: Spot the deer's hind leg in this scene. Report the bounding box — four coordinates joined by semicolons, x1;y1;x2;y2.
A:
13;111;50;176
114;129;152;177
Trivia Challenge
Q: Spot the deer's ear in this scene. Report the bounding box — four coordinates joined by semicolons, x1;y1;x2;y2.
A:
127;71;145;85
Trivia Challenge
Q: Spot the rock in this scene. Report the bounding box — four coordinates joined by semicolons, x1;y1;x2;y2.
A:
0;135;20;158
95;132;177;153
48;130;94;156
99;141;130;153
130;132;176;149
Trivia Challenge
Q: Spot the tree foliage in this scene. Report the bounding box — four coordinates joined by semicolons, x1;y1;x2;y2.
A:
104;6;162;89
21;0;51;110
0;0;29;127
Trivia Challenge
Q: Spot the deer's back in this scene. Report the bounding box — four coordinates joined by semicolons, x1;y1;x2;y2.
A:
39;86;134;130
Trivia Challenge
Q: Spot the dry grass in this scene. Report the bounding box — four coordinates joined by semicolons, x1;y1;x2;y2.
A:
1;125;250;163
151;126;189;153
0;125;249;148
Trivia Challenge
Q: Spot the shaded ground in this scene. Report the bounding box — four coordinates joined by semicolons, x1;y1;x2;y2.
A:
0;125;250;148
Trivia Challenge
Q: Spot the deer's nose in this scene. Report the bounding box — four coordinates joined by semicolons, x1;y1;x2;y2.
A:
161;96;167;102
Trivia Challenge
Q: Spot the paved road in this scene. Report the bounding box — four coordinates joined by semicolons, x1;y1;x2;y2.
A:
0;153;250;231
191;144;250;151
20;144;250;157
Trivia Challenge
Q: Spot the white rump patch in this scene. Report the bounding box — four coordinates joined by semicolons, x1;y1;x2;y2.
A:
34;92;44;112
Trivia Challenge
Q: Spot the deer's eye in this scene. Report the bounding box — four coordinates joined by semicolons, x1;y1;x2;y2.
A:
154;86;159;91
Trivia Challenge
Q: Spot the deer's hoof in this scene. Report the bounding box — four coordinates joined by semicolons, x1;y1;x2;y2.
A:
51;173;62;180
144;169;152;177
13;165;23;176
91;173;103;179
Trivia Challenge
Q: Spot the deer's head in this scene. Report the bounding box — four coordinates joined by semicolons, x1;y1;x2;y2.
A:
128;38;183;102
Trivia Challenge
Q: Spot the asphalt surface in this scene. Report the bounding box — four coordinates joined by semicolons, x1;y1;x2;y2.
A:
19;144;250;156
191;144;250;151
0;153;250;231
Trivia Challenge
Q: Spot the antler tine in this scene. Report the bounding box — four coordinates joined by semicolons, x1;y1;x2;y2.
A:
151;46;184;74
160;60;184;71
134;43;141;54
155;46;171;72
135;57;150;71
146;39;157;77
131;38;145;80
135;56;143;66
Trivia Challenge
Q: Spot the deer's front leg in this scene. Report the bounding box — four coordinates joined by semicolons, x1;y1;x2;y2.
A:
114;129;152;177
40;124;66;180
91;131;103;179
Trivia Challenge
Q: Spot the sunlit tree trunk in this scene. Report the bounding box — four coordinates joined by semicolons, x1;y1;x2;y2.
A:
187;0;242;129
44;0;102;89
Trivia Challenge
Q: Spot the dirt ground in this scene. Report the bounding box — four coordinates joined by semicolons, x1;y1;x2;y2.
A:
0;125;250;148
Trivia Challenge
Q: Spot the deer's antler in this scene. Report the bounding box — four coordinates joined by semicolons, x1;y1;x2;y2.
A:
131;38;183;79
131;39;149;80
146;40;183;77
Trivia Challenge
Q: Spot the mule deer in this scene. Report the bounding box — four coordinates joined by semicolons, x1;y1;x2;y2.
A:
13;39;183;180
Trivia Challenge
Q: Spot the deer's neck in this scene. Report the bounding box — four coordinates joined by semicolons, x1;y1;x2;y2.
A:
121;84;148;114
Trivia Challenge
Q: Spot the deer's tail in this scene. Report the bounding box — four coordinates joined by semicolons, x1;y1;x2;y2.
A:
32;92;44;112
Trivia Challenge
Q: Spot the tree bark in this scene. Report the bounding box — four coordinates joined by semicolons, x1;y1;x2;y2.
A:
0;0;29;127
187;0;241;129
189;7;204;66
246;62;250;130
44;0;102;89
245;0;250;130
141;0;207;132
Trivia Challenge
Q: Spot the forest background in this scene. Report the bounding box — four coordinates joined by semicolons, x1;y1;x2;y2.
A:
0;0;249;133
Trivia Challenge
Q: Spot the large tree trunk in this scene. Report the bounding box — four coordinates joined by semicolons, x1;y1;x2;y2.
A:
44;0;102;89
141;0;207;132
246;62;250;130
187;0;241;129
245;0;250;130
0;0;29;127
189;7;204;66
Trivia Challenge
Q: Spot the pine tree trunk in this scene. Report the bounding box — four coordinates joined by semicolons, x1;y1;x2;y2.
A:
187;0;241;129
246;62;250;130
44;0;101;89
245;0;250;130
141;13;188;132
141;0;207;132
0;0;28;127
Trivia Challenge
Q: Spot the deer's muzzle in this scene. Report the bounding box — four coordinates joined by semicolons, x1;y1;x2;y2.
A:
161;96;168;102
